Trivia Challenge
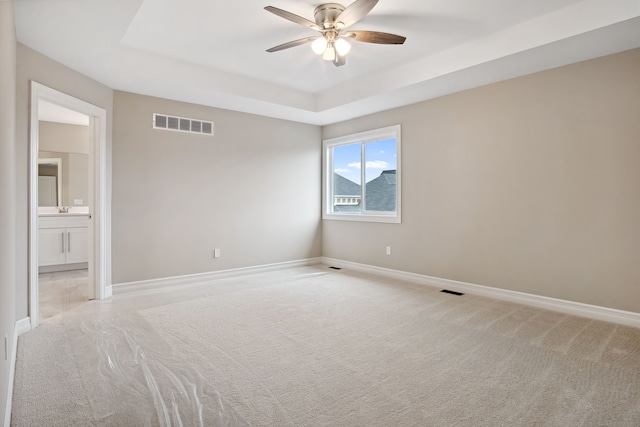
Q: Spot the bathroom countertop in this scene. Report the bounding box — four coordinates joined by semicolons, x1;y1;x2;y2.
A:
38;212;90;217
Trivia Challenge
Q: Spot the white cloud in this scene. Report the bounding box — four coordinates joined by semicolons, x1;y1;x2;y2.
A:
347;160;390;170
334;168;351;174
365;160;390;169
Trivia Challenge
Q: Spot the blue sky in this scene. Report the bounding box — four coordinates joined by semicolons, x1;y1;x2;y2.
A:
333;138;397;184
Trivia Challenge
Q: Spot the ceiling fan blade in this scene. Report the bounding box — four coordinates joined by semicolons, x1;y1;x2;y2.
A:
345;30;406;44
335;0;379;29
264;6;322;31
333;55;347;67
266;36;320;53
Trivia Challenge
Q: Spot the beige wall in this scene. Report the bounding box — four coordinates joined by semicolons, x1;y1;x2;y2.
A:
0;0;16;423
112;91;322;283
16;44;114;319
322;48;640;314
11;37;640;321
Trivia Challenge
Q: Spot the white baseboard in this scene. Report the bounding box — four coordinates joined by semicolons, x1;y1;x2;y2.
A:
112;257;323;295
15;318;31;337
4;316;30;427
322;257;640;328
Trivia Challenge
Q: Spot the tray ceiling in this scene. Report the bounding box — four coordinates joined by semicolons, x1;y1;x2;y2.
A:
14;0;640;125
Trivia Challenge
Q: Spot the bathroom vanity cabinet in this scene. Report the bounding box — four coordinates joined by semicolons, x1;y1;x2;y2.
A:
38;214;89;267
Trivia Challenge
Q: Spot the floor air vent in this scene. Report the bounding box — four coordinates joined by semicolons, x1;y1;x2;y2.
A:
441;289;464;296
153;113;214;136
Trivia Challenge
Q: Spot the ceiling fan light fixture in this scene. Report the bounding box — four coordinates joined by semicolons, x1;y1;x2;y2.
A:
335;38;351;56
322;43;336;61
311;37;328;55
265;1;407;67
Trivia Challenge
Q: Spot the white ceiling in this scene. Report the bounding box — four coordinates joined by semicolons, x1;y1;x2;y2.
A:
14;0;640;125
39;100;90;126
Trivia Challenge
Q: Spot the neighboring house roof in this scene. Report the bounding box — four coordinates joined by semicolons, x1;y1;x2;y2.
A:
333;173;361;213
333;173;361;196
332;170;396;213
365;170;396;212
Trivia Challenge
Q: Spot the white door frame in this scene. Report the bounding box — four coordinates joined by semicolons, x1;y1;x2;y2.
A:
29;81;109;328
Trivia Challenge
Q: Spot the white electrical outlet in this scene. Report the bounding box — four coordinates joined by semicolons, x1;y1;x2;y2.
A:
74;199;83;205
213;248;221;258
386;246;391;256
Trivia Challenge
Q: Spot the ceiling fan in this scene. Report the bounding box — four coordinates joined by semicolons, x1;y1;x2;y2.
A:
265;0;406;67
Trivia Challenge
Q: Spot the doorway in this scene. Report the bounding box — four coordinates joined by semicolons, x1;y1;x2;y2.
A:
29;82;109;329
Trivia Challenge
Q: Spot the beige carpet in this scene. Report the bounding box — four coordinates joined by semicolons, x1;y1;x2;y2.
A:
11;320;94;426
11;266;640;426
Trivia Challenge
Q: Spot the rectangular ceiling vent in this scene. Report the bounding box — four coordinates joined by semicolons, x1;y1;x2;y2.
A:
153;113;214;136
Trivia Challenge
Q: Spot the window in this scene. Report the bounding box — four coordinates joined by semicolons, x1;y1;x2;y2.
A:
323;125;401;223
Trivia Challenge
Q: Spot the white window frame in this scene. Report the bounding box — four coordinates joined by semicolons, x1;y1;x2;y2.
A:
322;124;401;223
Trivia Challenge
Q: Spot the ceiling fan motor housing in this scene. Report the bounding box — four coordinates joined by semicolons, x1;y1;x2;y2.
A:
314;3;345;28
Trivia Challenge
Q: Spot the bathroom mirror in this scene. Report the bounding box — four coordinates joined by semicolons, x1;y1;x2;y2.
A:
37;120;89;208
38;152;88;207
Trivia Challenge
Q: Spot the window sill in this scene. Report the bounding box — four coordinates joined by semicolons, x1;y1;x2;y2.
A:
322;213;401;224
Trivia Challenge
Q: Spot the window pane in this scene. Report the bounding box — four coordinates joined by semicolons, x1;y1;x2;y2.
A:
332;143;361;213
364;138;397;212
